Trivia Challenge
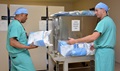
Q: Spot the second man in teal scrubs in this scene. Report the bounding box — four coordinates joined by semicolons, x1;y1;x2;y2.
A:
67;2;116;71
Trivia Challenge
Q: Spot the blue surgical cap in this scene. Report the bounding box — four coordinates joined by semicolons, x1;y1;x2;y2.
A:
95;2;109;12
14;7;28;15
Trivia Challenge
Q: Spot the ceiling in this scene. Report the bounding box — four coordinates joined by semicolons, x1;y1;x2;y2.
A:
8;0;78;3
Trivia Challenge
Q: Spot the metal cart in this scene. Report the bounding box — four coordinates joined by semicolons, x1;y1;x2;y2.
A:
48;51;94;71
49;16;97;71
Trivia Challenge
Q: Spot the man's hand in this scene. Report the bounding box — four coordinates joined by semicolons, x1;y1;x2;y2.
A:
90;45;94;51
29;42;38;49
67;38;77;45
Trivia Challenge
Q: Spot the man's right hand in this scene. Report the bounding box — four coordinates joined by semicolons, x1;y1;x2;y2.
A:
28;42;38;49
67;38;77;45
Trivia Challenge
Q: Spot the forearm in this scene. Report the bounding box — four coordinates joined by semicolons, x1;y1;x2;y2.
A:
76;35;95;43
67;31;100;45
10;38;30;49
10;38;38;49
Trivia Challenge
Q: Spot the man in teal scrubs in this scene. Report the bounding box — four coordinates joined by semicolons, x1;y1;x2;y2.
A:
67;2;116;71
6;7;38;71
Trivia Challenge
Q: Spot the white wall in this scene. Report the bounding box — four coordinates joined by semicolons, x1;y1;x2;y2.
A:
0;4;9;71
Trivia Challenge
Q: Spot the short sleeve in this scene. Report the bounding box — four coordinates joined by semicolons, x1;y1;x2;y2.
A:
9;21;22;40
94;21;106;35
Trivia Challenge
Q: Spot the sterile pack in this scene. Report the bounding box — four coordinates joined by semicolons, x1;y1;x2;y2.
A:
27;30;53;47
58;40;95;57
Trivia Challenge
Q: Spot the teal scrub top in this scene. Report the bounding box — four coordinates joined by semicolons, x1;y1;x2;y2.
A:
94;16;116;48
6;20;27;54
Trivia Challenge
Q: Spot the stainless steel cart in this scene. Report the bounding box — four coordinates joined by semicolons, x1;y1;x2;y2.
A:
48;51;94;71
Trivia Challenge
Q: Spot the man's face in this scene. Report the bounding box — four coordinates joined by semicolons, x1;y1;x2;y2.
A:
95;8;104;18
21;14;28;23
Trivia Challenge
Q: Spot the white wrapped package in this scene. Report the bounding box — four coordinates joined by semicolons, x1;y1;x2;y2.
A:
58;40;95;57
58;40;74;56
78;42;95;55
27;30;53;47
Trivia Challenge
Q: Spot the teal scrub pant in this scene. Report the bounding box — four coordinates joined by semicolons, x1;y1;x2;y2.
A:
9;50;36;71
95;48;115;71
